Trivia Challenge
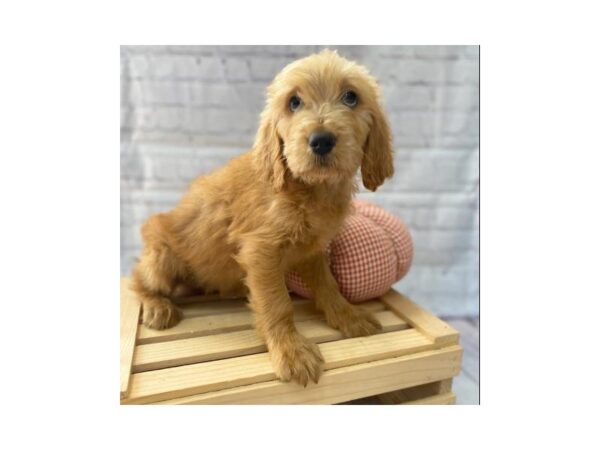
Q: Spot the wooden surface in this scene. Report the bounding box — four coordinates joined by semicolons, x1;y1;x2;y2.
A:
344;317;479;405
137;298;384;344
381;290;459;345
119;278;468;405
155;346;462;405
120;279;141;399
123;329;442;404
133;310;407;372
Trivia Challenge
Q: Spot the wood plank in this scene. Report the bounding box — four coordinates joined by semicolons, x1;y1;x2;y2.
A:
401;392;456;405
120;278;141;399
122;329;445;404
137;298;386;345
381;290;459;345
138;310;255;344
179;298;252;319
173;291;305;305
133;310;408;372
151;346;463;405
180;296;384;319
377;378;453;404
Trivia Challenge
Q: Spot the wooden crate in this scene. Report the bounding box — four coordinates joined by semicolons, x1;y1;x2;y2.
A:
120;278;462;405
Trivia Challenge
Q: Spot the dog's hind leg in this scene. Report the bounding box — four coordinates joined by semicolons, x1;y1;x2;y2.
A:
130;215;184;330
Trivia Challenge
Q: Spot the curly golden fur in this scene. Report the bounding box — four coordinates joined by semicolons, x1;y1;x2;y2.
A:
131;50;394;385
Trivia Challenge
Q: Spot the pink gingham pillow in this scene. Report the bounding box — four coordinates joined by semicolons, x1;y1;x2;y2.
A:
286;199;413;303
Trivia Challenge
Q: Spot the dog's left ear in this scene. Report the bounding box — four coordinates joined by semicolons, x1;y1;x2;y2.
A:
361;99;394;192
253;110;286;192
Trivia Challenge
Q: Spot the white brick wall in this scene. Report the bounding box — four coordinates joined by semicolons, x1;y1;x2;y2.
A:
120;45;479;316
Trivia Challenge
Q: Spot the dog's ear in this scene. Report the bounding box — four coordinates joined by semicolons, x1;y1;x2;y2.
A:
253;110;286;192
361;100;394;192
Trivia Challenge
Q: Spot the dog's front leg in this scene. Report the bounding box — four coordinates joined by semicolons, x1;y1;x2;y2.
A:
239;244;324;386
294;253;382;338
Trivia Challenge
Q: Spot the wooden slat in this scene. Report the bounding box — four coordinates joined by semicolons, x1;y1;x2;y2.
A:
173;293;240;305
137;298;386;345
133;310;408;372
179;298;252;319
137;302;318;344
122;328;442;404
120;278;141;399
401;392;456;405
174;291;307;305
178;295;383;319
151;345;463;405
377;378;453;404
381;290;459;345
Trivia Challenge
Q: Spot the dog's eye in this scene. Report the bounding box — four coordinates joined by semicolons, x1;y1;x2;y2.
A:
289;95;302;112
341;90;358;107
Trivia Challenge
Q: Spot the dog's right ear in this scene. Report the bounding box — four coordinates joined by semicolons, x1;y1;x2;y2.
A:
253;109;286;192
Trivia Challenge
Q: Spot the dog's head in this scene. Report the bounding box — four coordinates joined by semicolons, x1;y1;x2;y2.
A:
253;50;393;192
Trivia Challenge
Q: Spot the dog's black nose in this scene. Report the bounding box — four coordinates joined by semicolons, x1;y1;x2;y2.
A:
309;131;336;156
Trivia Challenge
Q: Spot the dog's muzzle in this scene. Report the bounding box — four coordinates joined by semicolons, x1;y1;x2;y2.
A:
309;131;336;156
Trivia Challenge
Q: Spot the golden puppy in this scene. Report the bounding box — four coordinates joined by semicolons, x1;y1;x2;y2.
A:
131;50;393;386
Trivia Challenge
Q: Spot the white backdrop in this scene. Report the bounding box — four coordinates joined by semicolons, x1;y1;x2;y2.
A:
120;45;479;316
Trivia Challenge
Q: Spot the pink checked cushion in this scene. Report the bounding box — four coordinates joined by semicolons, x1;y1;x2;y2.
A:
286;199;413;303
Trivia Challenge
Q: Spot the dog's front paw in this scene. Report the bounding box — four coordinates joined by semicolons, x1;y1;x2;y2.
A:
142;299;181;330
270;333;324;387
327;307;382;338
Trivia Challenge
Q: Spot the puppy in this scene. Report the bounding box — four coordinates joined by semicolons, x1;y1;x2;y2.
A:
131;50;394;386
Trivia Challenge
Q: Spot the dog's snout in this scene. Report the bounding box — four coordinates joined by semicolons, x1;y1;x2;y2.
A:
309;131;336;156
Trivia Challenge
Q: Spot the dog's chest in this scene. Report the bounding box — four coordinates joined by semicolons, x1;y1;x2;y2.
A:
285;197;348;250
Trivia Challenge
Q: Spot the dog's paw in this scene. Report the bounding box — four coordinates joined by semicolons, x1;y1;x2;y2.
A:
327;307;382;338
142;299;181;330
271;334;324;387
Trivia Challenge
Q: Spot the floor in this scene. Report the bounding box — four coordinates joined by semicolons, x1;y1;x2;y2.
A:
443;316;479;405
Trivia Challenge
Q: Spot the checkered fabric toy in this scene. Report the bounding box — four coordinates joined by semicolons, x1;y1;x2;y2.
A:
286;199;413;303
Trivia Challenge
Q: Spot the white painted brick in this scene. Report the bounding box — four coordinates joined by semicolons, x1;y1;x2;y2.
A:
394;60;447;84
151;55;199;79
120;107;132;129
165;45;215;56
374;46;415;58
231;83;267;110
391;111;437;137
152;157;180;181
121;225;143;248
155;106;184;130
132;107;158;129
438;85;479;110
184;109;207;133
128;55;151;78
228;109;258;134
130;80;189;105
268;45;320;56
463;46;480;59
198;56;225;81
189;83;236;106
446;59;479;84
391;135;428;148
205;109;233;133
383;84;433;110
249;57;290;81
438;135;479;149
414;46;463;60
224;58;251;81
441;112;472;135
